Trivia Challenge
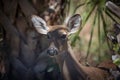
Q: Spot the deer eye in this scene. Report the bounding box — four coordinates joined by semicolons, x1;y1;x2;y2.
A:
60;34;67;40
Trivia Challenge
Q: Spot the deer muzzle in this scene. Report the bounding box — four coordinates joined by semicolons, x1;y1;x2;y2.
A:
47;47;58;56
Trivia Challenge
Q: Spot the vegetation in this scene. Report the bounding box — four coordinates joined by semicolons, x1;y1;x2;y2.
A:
0;0;120;80
0;0;120;66
62;0;120;64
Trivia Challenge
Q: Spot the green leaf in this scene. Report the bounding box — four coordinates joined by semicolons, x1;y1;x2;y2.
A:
113;58;120;66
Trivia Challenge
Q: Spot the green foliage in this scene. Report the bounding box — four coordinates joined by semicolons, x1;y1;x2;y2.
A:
113;44;120;54
113;58;120;66
66;0;119;62
111;36;120;66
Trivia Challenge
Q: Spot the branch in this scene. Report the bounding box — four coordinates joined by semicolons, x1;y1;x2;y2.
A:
0;10;27;44
106;1;120;19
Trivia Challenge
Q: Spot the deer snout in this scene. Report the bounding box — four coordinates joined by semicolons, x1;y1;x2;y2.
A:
47;47;58;56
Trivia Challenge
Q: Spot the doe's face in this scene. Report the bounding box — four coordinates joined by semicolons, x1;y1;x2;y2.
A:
46;28;68;56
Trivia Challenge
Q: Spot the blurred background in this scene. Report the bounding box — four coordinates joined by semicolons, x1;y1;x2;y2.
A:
67;0;120;65
0;0;120;66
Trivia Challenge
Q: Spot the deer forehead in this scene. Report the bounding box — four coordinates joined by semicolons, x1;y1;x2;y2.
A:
48;25;68;35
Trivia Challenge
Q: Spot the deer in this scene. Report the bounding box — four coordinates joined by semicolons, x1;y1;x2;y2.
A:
31;14;118;80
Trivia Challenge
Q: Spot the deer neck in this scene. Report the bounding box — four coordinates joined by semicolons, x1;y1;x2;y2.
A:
60;43;87;80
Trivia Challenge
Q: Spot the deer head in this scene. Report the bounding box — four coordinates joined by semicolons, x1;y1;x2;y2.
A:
31;14;119;80
31;14;81;56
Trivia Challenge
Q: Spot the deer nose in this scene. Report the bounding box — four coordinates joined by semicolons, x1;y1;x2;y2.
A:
47;47;58;56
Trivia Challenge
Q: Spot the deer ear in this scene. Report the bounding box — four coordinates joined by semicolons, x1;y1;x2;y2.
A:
31;15;49;34
67;14;82;35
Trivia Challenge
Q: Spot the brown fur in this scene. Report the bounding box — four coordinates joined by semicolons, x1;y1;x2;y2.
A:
47;26;115;80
